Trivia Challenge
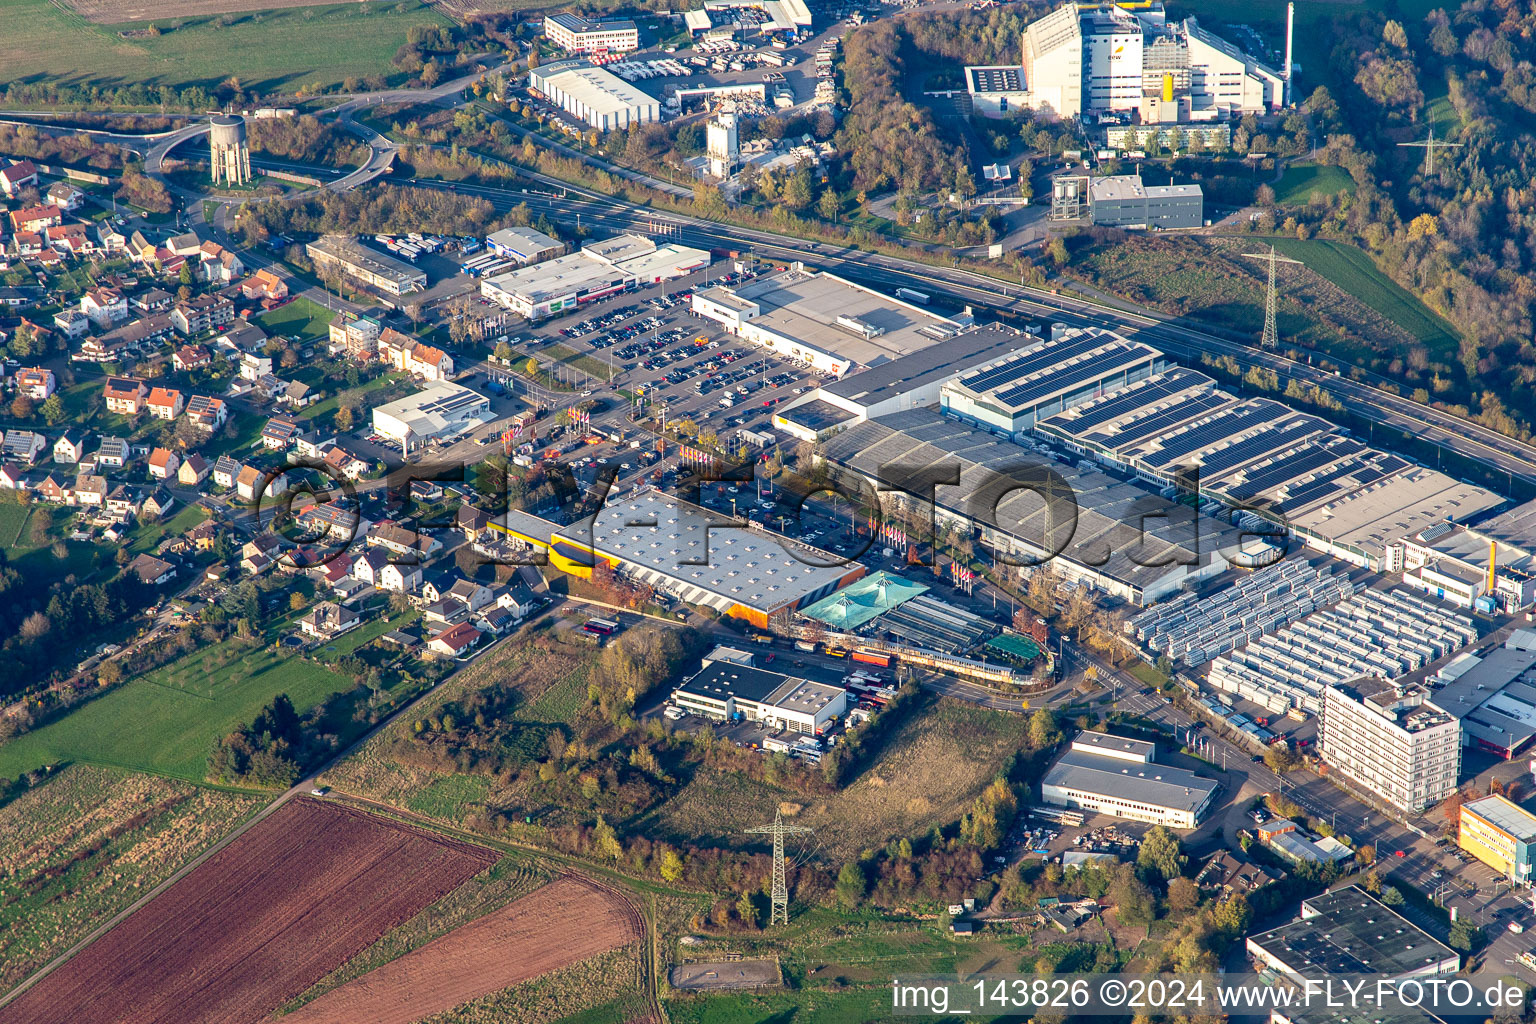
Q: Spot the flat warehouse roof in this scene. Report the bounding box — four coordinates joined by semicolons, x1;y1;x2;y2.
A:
1249;885;1456;975
776;398;857;431
710;269;961;367
824;325;1036;410
1042;750;1217;812
678;661;787;703
560;490;857;612
307;235;424;284
531;61;656;116
820;409;1246;597
484;252;629;303
487;227;562;260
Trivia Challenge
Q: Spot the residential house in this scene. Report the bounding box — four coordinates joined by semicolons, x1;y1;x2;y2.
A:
105;483;141;519
143;489;175;518
260;417;300;451
476;604;517;634
368;522;442;559
80;287;127;328
186;519;219;552
425;598;470;625
380;330;455;381
218;319;267;355
0;160;38;197
239;352;273;381
299;601;362;639
171;294;234;336
212;454;240;489
35;474;71;503
185;395;228;430
351;548;390;587
296;500;365;542
495;580;541;619
131;288;173;315
379;560;422;593
0;286;42;308
145;387;184;420
235;463;289;502
429;622;482;658
82;315;173;363
45;223;95;257
277;381;313;409
0;464;27;491
128;553;177;585
330;311;383;359
240;269;288;301
196;241;244;284
293;428;337;460
457;504;492;540
242;551;274;575
242;532;284;566
94;223;127;253
177;453;210;486
164;231;202;257
9;205;62;234
322;444;371;481
95;436;129;469
147;447;179;480
53;430;87;465
173;344;211;371
1194;852;1281;898
45;181;84;211
14;367;55;400
52;309;90;339
2;431;47;465
103;376;148;415
72;473;107;507
446;578;494;613
410;480;443;502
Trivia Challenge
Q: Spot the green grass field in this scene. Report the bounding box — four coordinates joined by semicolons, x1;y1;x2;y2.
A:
0;635;360;781
256;295;337;343
0;0;447;96
1267;237;1461;360
1274;163;1356;207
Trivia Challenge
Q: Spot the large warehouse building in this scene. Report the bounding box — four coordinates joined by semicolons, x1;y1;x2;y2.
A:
481;233;709;318
1013;1;1285;121
818;408;1248;604
692;266;962;376
490;491;864;628
528;60;660;131
306;235;426;297
1040;730;1219;828
1246;886;1459;980
371;380;493;451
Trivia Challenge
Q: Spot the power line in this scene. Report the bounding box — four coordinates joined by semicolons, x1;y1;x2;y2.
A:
1241;245;1304;349
744;808;813;925
1397;125;1462;176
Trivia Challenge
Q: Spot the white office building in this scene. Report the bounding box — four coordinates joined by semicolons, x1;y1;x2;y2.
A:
1040;730;1220;828
544;13;640;55
1320;678;1462;814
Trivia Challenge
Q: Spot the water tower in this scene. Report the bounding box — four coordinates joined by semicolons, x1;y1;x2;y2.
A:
209;114;251;186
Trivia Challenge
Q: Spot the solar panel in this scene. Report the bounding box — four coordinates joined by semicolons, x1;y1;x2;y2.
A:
957;333;1109;394
1219;439;1364;501
1085;391;1229;451
1144;401;1290;466
1196;419;1333;477
995;345;1158;409
1043;369;1213;434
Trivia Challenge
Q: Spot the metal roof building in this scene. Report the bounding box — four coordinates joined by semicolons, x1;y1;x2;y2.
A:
549;490;864;628
818;408;1247;604
1246;885;1458;979
673;657;847;735
1040;745;1219;829
528;60;659;131
799;570;928;630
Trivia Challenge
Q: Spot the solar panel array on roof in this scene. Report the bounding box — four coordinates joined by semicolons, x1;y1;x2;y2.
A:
1218;437;1367;502
1140;400;1293;469
1081;391;1230;451
957;332;1110;394
1194;416;1332;478
1053;368;1215;434
994;343;1159;409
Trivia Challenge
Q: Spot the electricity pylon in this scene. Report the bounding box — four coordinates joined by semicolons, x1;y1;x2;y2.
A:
1242;245;1303;349
1398;125;1462;175
745;809;813;925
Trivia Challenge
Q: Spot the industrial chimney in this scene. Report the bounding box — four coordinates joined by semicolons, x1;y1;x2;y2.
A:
1283;2;1295;106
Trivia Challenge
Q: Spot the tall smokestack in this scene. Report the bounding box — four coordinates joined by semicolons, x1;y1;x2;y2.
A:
1283;2;1295;106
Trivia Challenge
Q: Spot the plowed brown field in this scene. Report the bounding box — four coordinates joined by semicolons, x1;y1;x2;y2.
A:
273;875;642;1024
0;798;495;1024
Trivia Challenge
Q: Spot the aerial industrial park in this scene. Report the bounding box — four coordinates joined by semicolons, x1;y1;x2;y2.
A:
1;0;1535;1021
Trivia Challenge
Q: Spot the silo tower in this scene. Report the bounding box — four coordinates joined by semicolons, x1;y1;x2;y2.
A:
208;114;251;186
